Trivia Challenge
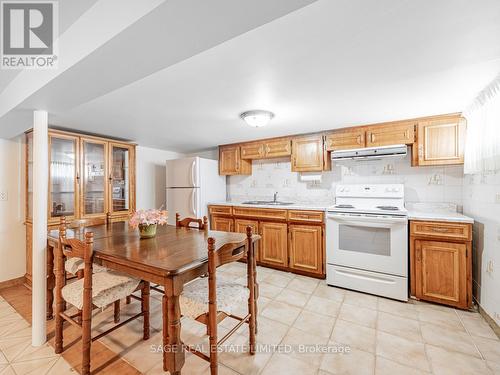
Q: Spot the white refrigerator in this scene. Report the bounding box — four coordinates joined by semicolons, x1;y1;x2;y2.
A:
166;157;226;225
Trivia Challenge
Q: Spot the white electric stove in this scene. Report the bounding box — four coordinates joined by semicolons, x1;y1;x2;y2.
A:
326;184;408;301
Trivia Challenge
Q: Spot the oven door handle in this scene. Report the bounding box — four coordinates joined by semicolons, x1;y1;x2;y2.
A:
327;214;407;227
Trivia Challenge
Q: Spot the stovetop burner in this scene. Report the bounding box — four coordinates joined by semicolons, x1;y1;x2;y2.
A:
376;205;400;211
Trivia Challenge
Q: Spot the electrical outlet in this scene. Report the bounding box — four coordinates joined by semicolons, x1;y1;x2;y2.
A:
495;193;500;204
0;191;7;201
486;260;494;274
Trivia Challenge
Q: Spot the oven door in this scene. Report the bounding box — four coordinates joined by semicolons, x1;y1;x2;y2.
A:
326;212;408;277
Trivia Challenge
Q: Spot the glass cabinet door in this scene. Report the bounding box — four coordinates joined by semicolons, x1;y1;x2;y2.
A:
109;143;134;215
81;138;107;217
49;134;78;221
26;132;33;221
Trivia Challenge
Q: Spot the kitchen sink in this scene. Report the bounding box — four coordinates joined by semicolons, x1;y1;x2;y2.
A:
242;200;294;206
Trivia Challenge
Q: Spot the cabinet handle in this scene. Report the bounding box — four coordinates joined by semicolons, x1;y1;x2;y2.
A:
416;248;421;261
418;144;424;159
432;227;449;233
370;133;375;143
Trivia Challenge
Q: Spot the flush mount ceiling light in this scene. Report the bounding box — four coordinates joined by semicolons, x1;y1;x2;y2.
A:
240;110;275;127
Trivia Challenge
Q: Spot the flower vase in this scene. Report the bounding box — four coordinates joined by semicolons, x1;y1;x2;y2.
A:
139;224;157;239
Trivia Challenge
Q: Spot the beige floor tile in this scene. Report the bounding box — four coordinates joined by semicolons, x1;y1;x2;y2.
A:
377;298;418;320
12;342;59;363
287;277;319;294
331;319;376;353
338;303;377;329
426;344;493;375
377;311;423;342
313;284;345;303
0;319;31;339
263;273;294;288
472;335;500;364
261;300;301;326
375;356;430;375
420;322;480;358
275;289;310;308
0;366;16;375
116;331;166;373
304;296;341;317
462;316;499;340
258;283;284;299
293;310;335;339
487;360;500;374
417;305;464;331
320;347;375;375
0;352;6;365
261;353;318;375
11;356;58;375
0;337;32;362
281;327;328;366
218;333;272;375
343;291;378;310
254;316;290;345
376;331;430;372
45;356;76;375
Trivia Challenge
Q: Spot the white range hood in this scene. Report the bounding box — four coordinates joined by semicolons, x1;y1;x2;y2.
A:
331;144;407;161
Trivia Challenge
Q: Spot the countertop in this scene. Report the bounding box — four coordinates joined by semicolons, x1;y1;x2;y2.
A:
406;203;474;224
208;201;329;211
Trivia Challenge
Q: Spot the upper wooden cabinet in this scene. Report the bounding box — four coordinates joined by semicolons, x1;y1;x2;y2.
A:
219;145;251;175
413;116;466;166
241;138;291;160
291;135;324;172
366;122;415;147
325;128;365;151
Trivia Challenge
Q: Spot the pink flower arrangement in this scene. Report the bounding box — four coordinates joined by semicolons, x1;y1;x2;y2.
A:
129;209;168;228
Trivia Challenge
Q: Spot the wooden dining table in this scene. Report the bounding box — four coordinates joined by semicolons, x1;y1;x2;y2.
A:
47;222;260;374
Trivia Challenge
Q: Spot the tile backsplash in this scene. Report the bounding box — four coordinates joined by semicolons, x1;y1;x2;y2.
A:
227;152;464;209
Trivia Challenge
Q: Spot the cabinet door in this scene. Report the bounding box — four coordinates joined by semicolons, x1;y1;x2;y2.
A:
80;138;108;219
289;225;323;275
414;240;467;308
325;129;365;151
259;222;288;267
211;216;234;232
366;123;415;147
109;142;135;217
264;138;291;158
291;135;323;172
48;134;79;224
219;145;251;175
416;117;465;166
234;219;260;262
241;142;265;159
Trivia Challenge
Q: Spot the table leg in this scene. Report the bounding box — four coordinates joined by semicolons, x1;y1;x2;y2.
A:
46;242;55;320
163;290;184;374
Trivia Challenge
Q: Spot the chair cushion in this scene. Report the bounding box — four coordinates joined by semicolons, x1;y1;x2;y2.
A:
180;277;249;319
65;258;107;274
61;271;140;310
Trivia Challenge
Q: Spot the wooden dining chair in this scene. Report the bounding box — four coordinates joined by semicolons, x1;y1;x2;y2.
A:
54;217;151;375
176;213;208;230
179;226;259;375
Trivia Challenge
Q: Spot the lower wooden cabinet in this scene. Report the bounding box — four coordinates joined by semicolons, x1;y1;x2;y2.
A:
259;222;288;268
234;218;260;262
410;220;472;309
289;224;323;275
211;216;234;232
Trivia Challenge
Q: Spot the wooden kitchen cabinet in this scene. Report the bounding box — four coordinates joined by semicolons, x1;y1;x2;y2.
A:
291;135;324;172
412;116;466;166
259;221;288;268
234;218;260;262
366;122;415;147
264;138;292;158
325;128;365;151
241;142;265;159
219;145;252;175
211;216;234;232
410;220;472;309
289;224;323;275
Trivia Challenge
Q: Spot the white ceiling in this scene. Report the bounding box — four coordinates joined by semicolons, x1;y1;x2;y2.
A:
1;0;500;152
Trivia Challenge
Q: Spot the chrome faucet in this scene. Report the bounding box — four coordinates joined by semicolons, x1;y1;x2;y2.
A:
273;192;278;203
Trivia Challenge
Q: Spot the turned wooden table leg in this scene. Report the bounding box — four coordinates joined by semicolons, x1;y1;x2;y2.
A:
46;241;55;320
163;282;184;374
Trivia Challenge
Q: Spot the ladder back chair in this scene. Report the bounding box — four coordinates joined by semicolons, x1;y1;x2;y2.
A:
179;226;259;375
54;217;150;375
176;213;208;230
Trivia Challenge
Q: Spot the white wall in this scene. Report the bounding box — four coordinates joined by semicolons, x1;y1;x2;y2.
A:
0;136;26;282
185;147;218;160
135;146;184;209
463;172;500;325
228;151;464;207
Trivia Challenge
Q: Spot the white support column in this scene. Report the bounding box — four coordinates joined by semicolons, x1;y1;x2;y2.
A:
32;110;48;346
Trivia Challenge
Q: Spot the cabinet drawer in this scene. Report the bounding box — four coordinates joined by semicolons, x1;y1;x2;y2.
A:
233;207;287;220
410;221;471;241
288;210;324;223
209;205;233;215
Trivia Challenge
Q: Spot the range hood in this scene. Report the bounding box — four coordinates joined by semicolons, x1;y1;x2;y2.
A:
331;144;407;161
